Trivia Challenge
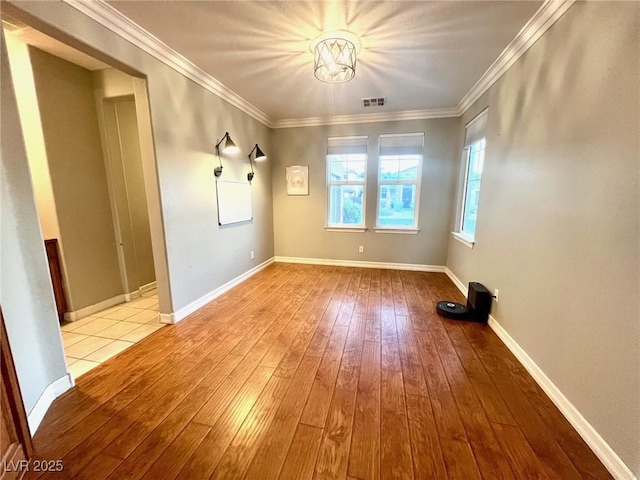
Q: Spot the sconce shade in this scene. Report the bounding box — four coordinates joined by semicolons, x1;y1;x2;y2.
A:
254;145;266;161
314;37;356;83
221;134;239;154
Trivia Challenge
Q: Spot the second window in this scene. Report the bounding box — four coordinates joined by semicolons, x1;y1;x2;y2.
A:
376;133;424;230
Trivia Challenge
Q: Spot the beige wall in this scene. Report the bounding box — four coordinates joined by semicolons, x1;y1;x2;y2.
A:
1;31;67;414
5;34;60;240
93;67;157;291
446;2;639;475
272;118;460;265
29;46;123;310
116;100;155;286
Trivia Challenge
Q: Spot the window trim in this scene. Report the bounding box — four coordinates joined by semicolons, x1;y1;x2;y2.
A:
325;136;368;229
375;132;424;231
458;138;485;240
455;108;488;244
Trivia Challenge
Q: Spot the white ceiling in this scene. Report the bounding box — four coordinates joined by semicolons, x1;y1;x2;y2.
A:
107;1;542;122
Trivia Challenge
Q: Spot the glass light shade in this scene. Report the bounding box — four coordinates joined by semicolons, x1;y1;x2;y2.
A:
314;38;356;83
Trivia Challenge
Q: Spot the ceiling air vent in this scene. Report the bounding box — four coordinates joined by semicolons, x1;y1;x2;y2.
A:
362;97;386;108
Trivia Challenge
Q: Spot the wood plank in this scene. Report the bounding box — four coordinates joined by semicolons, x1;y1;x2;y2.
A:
348;341;380;480
314;388;357;480
394;315;428;396
300;325;349;427
278;424;323;480
211;374;290;480
405;394;447;479
380;363;413;479
353;267;371;316
72;453;122;480
390;270;409;316
139;422;210;480
440;439;483;480
103;351;224;458
365;269;381;343
244;355;321;480
492;422;550;480
176;366;275;479
274;307;325;378
335;314;366;391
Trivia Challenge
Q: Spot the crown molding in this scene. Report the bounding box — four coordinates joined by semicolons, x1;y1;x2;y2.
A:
62;0;273;127
271;107;460;129
457;0;576;114
63;0;574;129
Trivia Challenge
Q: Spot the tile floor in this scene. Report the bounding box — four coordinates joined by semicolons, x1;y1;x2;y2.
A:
60;288;164;379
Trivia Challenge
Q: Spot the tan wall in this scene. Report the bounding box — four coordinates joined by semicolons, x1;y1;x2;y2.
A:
446;2;639;474
272;119;460;265
29;47;123;310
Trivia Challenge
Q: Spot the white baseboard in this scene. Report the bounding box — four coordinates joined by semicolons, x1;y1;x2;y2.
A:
140;281;157;293
124;290;141;302
124;282;157;302
64;294;126;321
275;256;445;272
445;267;468;295
160;257;275;325
444;268;637;480
27;373;74;435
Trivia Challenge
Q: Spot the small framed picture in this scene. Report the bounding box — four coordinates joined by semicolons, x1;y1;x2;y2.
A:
286;166;309;195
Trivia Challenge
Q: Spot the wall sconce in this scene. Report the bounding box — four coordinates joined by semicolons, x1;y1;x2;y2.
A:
214;132;239;177
247;144;266;182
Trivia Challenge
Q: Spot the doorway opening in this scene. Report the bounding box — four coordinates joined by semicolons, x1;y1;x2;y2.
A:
3;18;169;379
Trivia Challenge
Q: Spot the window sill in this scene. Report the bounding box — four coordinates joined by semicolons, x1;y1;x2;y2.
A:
452;232;475;248
374;228;419;235
325;226;367;233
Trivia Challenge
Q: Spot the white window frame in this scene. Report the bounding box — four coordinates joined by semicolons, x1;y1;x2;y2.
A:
375;132;424;233
453;109;488;248
325;136;368;231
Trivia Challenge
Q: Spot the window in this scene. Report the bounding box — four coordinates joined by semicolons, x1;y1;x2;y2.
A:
376;133;424;231
457;109;488;243
461;138;485;237
326;136;367;229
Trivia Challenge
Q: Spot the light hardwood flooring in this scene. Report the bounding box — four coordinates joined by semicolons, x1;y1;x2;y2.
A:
26;263;611;479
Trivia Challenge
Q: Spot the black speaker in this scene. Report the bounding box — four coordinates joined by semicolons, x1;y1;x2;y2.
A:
467;282;491;323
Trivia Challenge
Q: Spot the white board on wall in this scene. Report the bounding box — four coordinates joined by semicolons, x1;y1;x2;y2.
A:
216;180;252;226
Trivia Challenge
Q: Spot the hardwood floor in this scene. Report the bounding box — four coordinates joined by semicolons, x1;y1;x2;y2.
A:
26;263;612;479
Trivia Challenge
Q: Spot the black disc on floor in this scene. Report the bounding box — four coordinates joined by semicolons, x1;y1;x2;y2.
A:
436;301;469;319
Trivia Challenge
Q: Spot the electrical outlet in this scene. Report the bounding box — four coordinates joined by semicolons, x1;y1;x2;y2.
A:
250;250;255;259
358;246;364;253
494;288;499;302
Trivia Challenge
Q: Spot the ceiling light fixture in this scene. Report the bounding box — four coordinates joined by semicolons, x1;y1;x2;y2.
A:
311;31;359;84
